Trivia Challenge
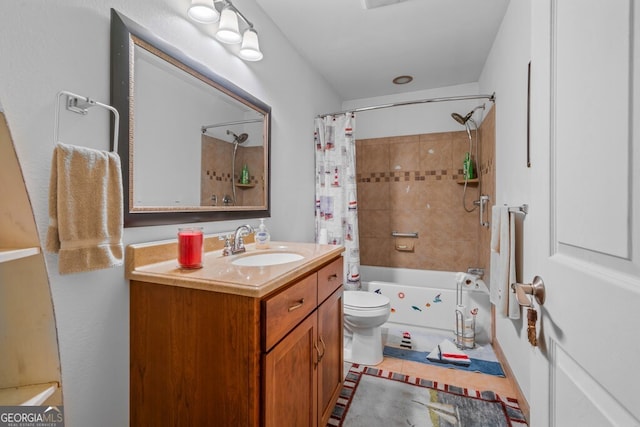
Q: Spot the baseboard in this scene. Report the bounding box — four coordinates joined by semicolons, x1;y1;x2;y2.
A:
492;337;530;424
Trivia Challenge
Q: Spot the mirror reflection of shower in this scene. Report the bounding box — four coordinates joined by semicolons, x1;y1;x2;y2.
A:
200;117;263;207
451;104;490;227
227;130;249;206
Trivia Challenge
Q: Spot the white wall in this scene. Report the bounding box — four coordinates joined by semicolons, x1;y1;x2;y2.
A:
0;1;340;425
479;0;533;400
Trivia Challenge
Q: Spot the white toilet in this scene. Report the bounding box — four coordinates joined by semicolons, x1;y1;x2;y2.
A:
343;291;391;365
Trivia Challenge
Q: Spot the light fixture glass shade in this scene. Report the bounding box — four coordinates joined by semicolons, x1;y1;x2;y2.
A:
216;6;242;44
239;29;263;61
187;0;220;24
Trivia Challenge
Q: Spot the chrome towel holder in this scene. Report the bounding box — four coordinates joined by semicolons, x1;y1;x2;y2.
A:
508;204;529;217
54;90;120;152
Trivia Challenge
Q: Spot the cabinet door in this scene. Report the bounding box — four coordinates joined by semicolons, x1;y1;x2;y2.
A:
263;314;318;427
317;288;343;426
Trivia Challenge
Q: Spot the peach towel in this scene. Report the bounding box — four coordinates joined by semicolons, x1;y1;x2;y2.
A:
46;142;123;274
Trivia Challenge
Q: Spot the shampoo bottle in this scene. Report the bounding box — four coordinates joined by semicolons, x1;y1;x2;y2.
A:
241;164;250;184
255;218;270;249
463;152;475;180
462;153;469;179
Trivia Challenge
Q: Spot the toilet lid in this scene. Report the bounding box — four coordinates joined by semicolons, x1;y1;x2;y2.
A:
344;291;390;308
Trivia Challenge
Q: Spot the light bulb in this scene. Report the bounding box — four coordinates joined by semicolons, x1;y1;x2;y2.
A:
187;0;219;24
216;6;242;44
239;28;263;61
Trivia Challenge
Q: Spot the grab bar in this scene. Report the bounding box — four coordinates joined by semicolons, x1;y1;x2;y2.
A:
478;195;490;228
391;231;419;238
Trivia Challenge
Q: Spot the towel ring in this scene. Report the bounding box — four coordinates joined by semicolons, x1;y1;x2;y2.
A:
54;90;120;152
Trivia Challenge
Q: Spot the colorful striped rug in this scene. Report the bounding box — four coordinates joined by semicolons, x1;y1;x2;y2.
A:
328;364;527;427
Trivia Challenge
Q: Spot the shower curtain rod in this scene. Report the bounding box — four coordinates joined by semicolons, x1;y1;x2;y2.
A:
317;92;495;118
201;118;263;133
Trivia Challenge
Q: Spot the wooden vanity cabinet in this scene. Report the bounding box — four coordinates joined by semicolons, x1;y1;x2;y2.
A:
130;255;343;427
263;257;343;427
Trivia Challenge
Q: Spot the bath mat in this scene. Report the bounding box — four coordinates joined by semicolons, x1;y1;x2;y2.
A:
383;326;505;377
327;364;527;426
383;346;505;377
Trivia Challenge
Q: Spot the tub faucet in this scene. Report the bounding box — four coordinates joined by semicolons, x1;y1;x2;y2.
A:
466;267;484;279
232;224;254;254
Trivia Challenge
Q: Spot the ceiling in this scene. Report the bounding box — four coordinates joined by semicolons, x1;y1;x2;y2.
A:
256;0;510;100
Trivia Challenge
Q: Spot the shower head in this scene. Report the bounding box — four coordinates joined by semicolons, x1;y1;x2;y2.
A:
451;104;486;125
226;130;249;144
451;112;470;125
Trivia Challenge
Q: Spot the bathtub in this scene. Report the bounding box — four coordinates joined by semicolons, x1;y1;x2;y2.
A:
359;265;491;345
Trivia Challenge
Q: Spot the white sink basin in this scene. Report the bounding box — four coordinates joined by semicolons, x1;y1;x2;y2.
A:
232;252;304;267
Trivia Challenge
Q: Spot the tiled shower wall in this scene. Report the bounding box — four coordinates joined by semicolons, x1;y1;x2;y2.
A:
356;105;495;273
200;135;265;207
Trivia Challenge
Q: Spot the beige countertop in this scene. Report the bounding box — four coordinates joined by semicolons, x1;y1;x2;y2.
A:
126;239;344;298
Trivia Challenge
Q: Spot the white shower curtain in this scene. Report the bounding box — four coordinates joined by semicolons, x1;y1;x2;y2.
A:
314;113;361;290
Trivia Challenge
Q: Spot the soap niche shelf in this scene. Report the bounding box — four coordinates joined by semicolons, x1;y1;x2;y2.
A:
235;183;256;188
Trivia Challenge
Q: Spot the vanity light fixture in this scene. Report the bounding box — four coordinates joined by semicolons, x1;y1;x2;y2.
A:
216;4;242;44
187;0;220;24
187;0;263;61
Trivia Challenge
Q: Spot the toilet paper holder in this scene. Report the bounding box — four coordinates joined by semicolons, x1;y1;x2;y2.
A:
511;276;545;306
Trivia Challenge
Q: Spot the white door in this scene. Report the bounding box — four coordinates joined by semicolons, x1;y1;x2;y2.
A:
529;1;640;426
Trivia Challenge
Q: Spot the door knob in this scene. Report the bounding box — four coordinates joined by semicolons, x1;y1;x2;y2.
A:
511;276;545;306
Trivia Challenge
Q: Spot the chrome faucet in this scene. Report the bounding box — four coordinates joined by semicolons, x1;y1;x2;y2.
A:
232;224;254;254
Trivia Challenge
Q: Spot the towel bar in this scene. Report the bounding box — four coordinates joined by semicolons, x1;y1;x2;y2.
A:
508;204;529;216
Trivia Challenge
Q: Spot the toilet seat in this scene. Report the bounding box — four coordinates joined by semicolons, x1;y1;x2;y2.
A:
344;291;390;310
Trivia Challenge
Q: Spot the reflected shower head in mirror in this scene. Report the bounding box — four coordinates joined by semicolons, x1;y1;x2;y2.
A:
226;129;249;144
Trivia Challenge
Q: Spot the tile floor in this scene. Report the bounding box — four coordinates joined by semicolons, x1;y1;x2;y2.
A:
345;355;518;398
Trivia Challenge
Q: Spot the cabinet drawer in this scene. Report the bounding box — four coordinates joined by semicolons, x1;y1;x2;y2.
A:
317;257;343;303
263;274;317;351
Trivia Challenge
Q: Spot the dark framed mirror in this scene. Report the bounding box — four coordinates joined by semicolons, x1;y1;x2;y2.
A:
110;9;271;227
